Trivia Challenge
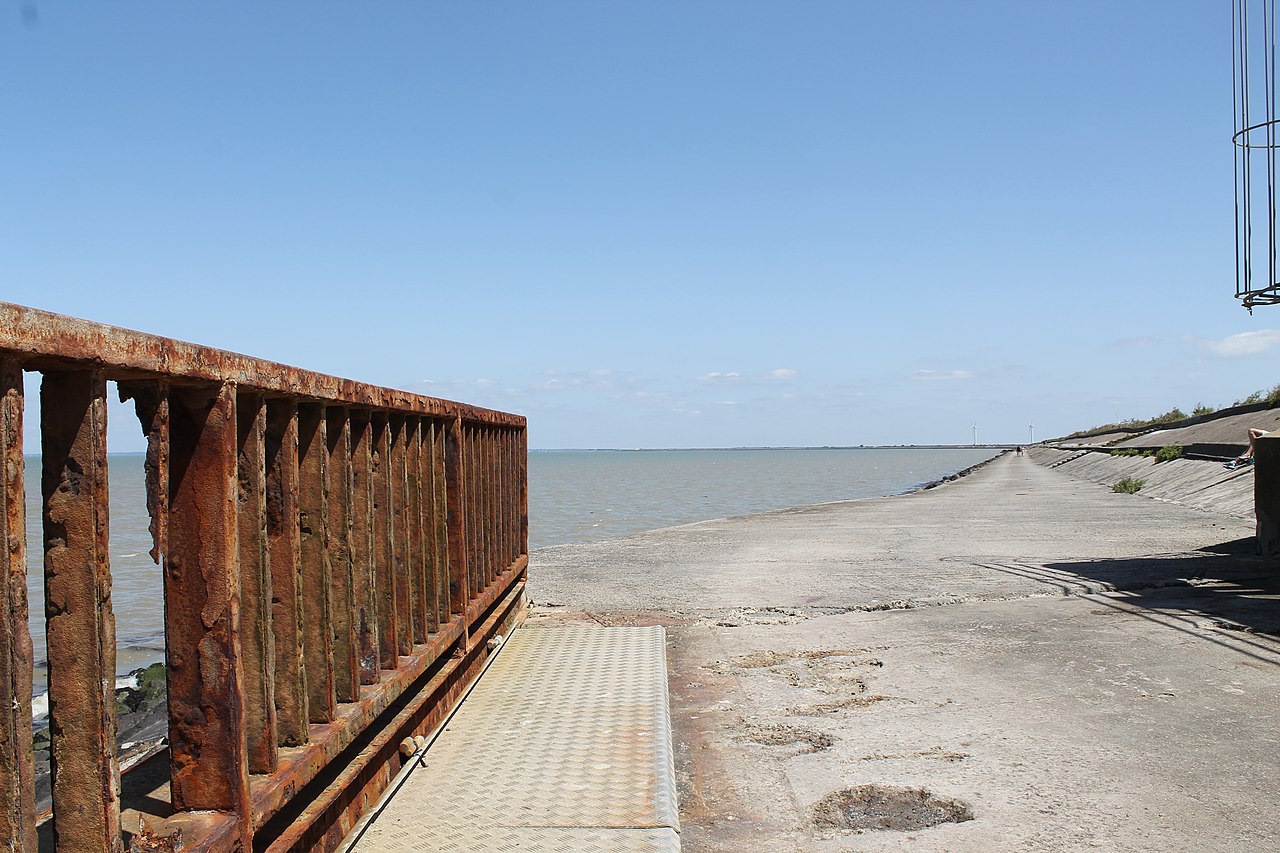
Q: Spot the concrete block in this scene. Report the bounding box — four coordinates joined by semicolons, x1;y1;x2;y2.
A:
1255;435;1280;556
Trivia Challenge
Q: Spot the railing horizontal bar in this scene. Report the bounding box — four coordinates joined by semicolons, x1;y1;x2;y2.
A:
0;302;523;427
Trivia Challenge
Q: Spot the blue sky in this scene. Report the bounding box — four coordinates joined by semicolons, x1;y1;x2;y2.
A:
3;2;1276;449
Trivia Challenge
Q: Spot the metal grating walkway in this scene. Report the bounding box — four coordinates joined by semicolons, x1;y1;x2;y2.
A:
350;625;680;852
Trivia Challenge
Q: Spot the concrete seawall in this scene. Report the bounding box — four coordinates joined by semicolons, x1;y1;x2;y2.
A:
1030;446;1257;519
530;452;1279;852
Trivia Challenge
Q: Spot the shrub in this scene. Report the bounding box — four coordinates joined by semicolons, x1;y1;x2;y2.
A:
1233;385;1280;407
1113;476;1144;494
1141;450;1154;458
1110;449;1140;457
1154;444;1183;463
1192;403;1215;417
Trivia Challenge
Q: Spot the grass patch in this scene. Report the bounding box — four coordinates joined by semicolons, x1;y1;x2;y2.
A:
1110;448;1140;457
1113;476;1144;494
1154;444;1183;463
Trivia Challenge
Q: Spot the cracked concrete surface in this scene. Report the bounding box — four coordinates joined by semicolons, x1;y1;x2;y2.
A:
529;451;1280;851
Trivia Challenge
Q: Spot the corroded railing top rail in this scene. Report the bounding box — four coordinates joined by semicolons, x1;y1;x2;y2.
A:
0;303;529;853
0;302;524;427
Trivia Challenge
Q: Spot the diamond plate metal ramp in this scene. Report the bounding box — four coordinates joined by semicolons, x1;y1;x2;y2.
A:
349;625;680;852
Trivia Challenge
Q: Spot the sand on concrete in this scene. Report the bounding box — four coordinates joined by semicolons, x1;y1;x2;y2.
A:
528;451;1280;852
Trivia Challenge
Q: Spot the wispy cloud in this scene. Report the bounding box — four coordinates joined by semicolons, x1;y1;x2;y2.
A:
698;368;798;383
1113;335;1158;349
913;369;975;381
1195;329;1280;357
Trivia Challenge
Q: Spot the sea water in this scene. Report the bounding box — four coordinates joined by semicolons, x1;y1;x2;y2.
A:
22;446;997;693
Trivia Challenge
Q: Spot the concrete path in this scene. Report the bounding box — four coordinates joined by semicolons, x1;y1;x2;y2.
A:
530;452;1280;852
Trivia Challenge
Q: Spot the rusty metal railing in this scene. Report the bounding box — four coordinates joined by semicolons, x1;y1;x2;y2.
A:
0;303;529;852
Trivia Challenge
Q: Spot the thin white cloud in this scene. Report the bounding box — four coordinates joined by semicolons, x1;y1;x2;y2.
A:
913;369;975;381
697;371;744;382
1197;329;1280;357
762;368;797;380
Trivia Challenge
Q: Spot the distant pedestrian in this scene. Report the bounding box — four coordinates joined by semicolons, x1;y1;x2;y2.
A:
1016;446;1023;456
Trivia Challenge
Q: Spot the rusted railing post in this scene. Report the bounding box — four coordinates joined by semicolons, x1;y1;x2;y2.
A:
41;370;121;853
371;415;398;670
429;420;450;626
349;411;378;685
0;360;35;852
405;420;429;642
298;404;335;723
444;418;469;618
237;392;277;774
166;383;251;846
266;399;307;745
389;416;411;656
325;408;358;703
519;425;529;559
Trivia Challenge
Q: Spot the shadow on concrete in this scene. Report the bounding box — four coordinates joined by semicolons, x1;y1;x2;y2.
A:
981;540;1280;668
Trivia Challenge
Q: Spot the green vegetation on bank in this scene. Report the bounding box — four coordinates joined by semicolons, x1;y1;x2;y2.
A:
1065;383;1280;440
1112;476;1144;494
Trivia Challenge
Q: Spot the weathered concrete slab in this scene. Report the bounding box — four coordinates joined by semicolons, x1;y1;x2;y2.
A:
531;453;1279;852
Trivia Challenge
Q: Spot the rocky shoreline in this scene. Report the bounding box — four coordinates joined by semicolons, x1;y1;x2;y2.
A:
33;662;169;812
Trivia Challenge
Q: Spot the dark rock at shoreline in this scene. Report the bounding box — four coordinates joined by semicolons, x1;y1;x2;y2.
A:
33;662;169;813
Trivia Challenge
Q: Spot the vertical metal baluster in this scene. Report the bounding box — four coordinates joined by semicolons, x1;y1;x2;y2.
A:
165;383;251;848
520;425;529;559
349;412;378;685
326;408;358;703
483;429;494;587
470;427;480;593
0;360;35;852
236;393;276;774
266;399;306;745
41;370;121;853
371;415;397;670
389;416;411;656
444;418;468;617
432;421;449;623
406;419;429;642
298;404;334;723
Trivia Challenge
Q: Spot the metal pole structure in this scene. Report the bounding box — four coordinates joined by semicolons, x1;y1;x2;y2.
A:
971;424;977;447
1029;424;1035;444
